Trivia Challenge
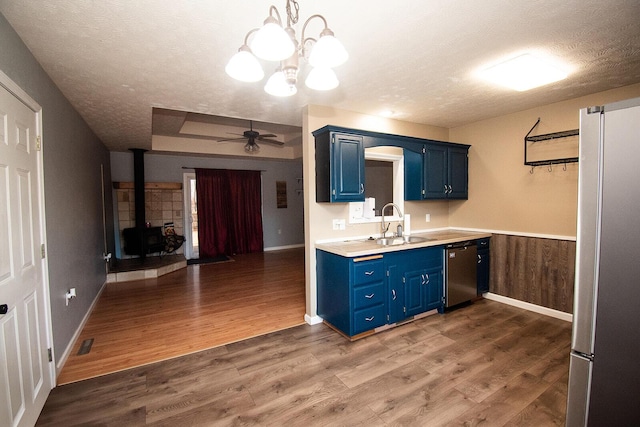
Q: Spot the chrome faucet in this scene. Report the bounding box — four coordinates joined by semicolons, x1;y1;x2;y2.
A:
381;202;403;238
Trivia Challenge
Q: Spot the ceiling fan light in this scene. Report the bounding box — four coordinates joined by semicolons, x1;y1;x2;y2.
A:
308;29;348;68
265;70;297;97
225;46;264;82
250;17;295;61
305;67;339;91
244;141;260;153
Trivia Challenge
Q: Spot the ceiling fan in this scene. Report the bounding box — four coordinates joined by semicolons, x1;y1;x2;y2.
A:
218;120;284;153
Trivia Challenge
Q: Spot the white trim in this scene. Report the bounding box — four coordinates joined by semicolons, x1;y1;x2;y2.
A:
182;172;197;259
264;243;304;252
55;281;108;375
0;70;40;110
453;226;576;241
483;292;573;322
304;313;323;325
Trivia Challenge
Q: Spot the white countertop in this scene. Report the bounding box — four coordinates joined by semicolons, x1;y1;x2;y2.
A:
315;229;491;258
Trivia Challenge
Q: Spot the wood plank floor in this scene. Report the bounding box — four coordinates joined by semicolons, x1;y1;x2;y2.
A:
57;248;306;384
40;299;572;426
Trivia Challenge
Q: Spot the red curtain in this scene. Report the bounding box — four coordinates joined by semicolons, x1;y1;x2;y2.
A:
195;169;264;258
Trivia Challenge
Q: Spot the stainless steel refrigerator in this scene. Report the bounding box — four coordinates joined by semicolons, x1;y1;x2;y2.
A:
566;97;640;426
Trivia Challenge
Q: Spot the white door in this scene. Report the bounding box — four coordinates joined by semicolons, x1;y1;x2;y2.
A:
183;173;199;259
0;76;54;426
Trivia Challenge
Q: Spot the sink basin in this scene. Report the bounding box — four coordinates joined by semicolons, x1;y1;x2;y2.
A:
375;236;433;246
404;236;431;244
375;237;405;246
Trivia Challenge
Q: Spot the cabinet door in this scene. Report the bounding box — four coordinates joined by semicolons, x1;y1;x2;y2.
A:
423;144;448;199
404;269;428;317
332;133;365;202
387;262;405;324
448;146;468;199
404;148;423;201
477;249;490;294
424;267;444;312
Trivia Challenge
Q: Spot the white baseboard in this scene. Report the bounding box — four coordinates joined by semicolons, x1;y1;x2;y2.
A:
55;281;108;377
484;292;573;322
304;313;323;325
264;243;304;252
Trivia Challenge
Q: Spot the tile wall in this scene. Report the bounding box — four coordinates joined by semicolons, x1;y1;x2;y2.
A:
116;187;185;258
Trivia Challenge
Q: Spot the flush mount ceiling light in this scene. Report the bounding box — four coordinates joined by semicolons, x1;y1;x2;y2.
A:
225;0;348;97
479;53;568;91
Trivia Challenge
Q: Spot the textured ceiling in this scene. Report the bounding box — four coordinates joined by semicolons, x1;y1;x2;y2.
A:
1;0;640;155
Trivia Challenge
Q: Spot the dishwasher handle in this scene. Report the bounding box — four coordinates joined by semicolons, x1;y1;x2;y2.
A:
445;240;477;250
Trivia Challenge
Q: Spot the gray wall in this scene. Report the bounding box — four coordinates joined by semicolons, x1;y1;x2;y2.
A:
110;151;304;250
1;14;114;364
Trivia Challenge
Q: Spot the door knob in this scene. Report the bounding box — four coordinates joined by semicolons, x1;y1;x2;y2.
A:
0;304;8;315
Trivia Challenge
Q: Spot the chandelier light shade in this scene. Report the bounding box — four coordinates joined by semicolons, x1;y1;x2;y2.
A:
226;0;347;96
250;15;295;61
308;29;349;68
264;70;298;97
305;67;339;91
225;45;264;82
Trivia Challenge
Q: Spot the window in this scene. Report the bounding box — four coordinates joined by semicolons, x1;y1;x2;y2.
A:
349;146;404;223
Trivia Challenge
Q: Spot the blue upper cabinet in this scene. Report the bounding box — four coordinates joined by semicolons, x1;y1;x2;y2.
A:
314;125;469;203
405;143;469;200
314;129;365;203
423;143;448;199
447;146;469;199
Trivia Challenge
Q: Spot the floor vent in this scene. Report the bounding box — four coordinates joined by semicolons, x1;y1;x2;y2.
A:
77;338;94;356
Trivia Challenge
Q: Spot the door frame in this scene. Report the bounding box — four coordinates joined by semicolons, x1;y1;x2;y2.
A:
0;70;56;387
182;172;198;259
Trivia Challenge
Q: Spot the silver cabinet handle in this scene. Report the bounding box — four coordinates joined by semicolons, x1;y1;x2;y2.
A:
443;185;448;194
392;289;397;300
364;271;374;276
478;254;482;264
360;183;364;194
365;316;375;322
365;293;375;299
425;273;430;284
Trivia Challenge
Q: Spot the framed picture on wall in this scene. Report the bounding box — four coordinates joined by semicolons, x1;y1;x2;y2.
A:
276;181;287;209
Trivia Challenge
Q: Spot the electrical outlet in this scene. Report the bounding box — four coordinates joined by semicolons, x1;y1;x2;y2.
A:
278;229;282;235
425;214;431;222
333;219;346;230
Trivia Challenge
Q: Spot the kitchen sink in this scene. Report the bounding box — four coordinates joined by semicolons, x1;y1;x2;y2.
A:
375;236;432;246
375;237;405;246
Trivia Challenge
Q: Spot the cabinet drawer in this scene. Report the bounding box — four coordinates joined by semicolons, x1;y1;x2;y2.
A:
353;304;387;334
352;259;384;285
353;282;385;310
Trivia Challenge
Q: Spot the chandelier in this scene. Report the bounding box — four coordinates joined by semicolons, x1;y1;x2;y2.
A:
225;0;348;97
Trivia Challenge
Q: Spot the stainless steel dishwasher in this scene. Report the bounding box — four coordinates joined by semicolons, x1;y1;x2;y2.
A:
445;241;478;308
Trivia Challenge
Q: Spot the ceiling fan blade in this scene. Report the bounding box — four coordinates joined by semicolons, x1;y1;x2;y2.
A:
258;138;285;146
216;137;247;143
257;133;277;138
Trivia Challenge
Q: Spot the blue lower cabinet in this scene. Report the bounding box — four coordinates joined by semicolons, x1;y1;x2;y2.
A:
353;304;387;334
477;238;490;294
317;246;444;338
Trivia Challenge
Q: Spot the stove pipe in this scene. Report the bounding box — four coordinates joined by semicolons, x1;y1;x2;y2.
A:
130;148;147;258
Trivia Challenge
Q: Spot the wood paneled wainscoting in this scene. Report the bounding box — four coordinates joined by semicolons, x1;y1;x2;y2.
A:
490;234;576;314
